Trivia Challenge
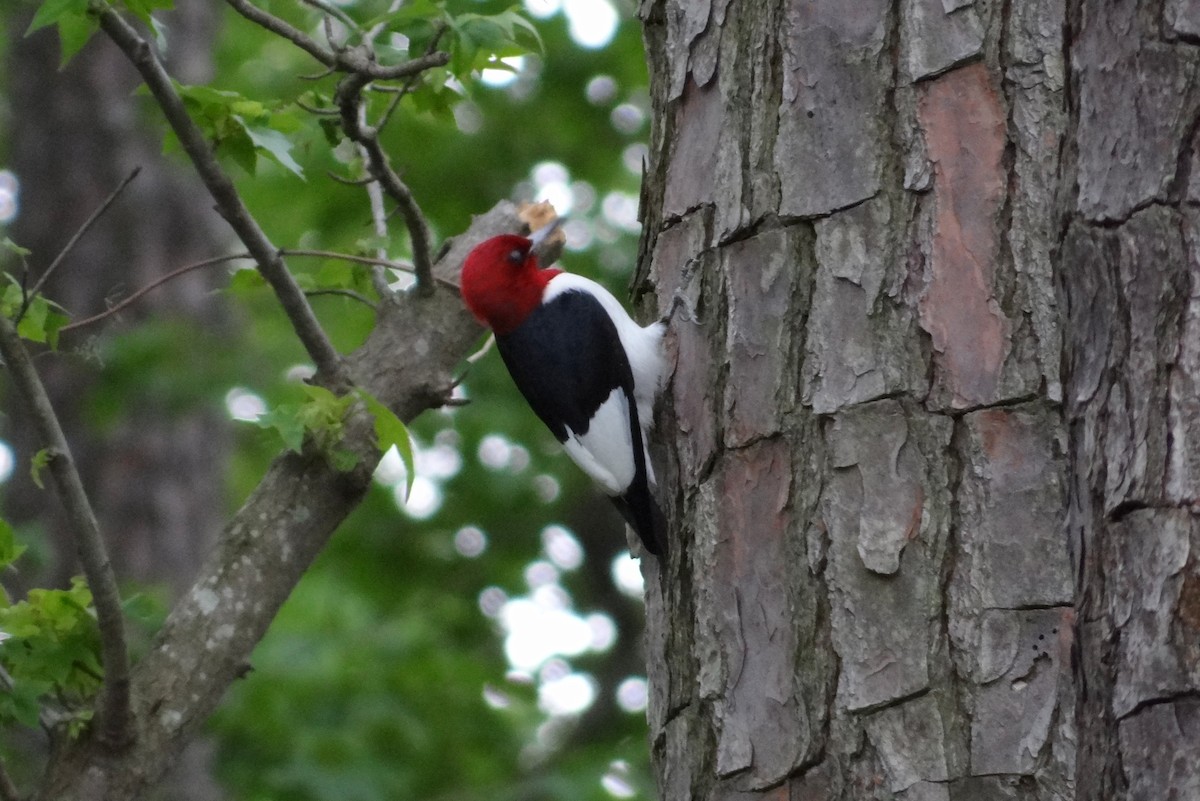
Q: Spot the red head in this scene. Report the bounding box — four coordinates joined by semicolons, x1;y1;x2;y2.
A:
460;232;562;335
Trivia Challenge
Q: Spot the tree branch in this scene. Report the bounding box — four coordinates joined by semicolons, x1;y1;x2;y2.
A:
298;0;361;39
96;7;349;388
36;202;509;801
223;0;450;81
305;287;376;307
59;248;455;334
18;167;141;322
223;0;335;67
59;253;248;333
0;315;132;749
335;73;438;296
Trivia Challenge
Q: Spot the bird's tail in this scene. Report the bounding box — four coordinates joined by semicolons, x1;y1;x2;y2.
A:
614;481;667;558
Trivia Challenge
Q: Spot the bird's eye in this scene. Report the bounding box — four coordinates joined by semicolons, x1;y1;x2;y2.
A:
507;249;524;265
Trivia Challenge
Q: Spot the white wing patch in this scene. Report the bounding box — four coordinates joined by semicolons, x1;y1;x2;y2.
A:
562;388;635;496
543;273;665;429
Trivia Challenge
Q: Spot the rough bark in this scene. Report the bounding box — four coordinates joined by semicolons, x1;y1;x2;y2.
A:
638;0;1076;798
1062;2;1200;798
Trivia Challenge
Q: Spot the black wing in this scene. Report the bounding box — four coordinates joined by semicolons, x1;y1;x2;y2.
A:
496;290;665;556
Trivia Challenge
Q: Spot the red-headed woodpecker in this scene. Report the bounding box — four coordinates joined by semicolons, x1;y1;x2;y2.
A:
460;223;667;556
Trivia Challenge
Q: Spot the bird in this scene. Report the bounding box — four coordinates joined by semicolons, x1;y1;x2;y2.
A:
459;221;667;557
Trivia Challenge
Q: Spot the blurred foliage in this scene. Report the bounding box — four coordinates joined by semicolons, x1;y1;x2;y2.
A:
0;0;654;799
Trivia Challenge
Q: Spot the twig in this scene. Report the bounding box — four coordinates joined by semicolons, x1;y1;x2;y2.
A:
326;170;376;186
335;71;438;296
60;253;250;333
295;97;340;116
300;0;361;38
224;0;335;66
375;23;447;135
466;332;495;364
224;0;449;81
363;180;394;296
18;167;141;322
305;288;376;307
284;248;457;290
354;0;405;298
0;755;18;801
97;6;348;388
0;315;132;749
358;50;449;81
60;248;453;333
224;0;447;298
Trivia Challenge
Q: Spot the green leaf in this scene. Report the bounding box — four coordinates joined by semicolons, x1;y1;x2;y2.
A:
55;12;99;66
252;404;306;453
0;519;27;572
356;389;414;497
245;125;305;179
12;294;70;347
249;386;355;459
30;449;52;490
121;0;173;26
0;575;103;729
26;0;90;35
43;309;69;350
226;267;266;295
16;295;47;341
2;238;31;258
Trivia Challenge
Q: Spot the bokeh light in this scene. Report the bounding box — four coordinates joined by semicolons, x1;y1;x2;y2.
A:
563;0;618;49
611;551;644;596
615;677;648;713
0;170;19;223
601;760;637;798
542;524;583;570
224;387;267;422
481;55;526;87
454;525;488;558
0;440;13;484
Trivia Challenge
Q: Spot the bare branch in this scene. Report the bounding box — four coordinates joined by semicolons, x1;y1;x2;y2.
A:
60;248;455;334
335;71;437;296
60;253;250;333
97;7;348;388
295;97;340;116
359;50;449;81
18;167;141;321
300;0;361;39
224;0;449;81
0;315;131;749
224;0;335;66
305;288;376;307
325;170;375;187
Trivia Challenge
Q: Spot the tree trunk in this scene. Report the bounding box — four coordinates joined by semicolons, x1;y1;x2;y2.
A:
1062;1;1200;798
638;0;1078;798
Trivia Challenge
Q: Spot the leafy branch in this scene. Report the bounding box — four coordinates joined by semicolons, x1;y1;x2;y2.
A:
94;4;350;388
0;314;132;749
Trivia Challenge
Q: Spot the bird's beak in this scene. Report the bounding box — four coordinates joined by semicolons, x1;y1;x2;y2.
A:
528;217;563;262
